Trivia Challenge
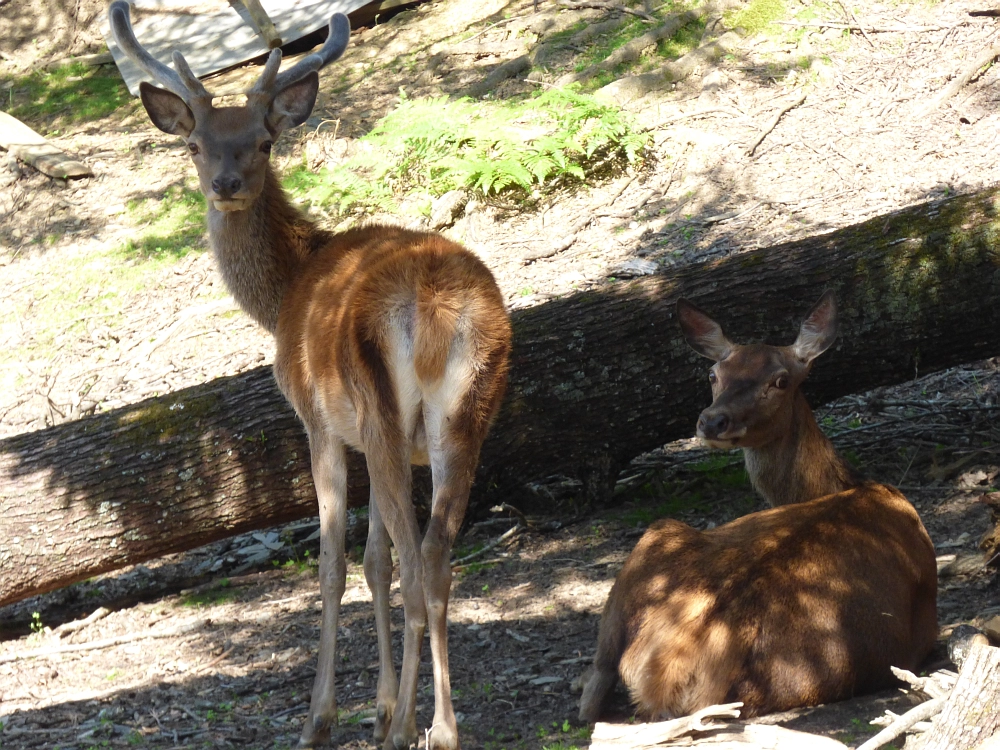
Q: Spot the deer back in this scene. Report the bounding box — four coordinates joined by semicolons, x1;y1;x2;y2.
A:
272;225;511;456
607;482;937;717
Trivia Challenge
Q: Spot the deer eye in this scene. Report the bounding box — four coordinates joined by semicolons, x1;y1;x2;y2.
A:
708;371;717;385
774;374;789;390
187;142;199;155
260;140;273;155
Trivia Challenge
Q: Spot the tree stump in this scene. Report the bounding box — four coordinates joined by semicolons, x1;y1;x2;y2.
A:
921;642;1000;750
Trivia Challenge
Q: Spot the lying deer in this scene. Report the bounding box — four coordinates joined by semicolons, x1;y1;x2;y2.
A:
107;4;511;748
579;292;937;722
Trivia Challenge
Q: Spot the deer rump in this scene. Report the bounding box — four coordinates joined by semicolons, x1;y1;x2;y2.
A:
594;481;937;719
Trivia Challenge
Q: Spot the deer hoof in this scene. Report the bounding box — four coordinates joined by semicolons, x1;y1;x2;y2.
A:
427;723;460;750
373;701;394;743
384;727;418;750
298;711;334;748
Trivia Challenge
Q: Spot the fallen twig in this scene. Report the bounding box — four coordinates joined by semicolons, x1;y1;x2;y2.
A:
53;606;111;639
775;20;951;32
194;645;235;673
653;106;743;126
466;55;532;98
591;702;743;749
558;0;657;22
836;0;876;47
857;697;946;750
522;215;593;263
451;525;521;567
891;666;958;699
921;42;1000;115
747;92;806;156
0;618;208;664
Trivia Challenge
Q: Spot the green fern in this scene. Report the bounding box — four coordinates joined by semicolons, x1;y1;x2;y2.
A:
285;86;648;216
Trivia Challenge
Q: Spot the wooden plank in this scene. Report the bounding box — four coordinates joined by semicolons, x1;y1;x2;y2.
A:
240;0;283;48
0;111;91;180
44;52;115;70
101;0;370;97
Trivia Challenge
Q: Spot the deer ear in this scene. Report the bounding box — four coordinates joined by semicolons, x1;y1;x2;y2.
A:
139;82;195;137
677;298;733;361
267;71;319;134
794;290;838;363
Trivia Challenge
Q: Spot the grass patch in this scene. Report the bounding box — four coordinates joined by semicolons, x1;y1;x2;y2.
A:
689;453;749;488
567;11;706;91
726;0;787;35
182;581;236;607
617;454;750;527
572;15;648;73
284;87;647;216
617;492;704;527
121;184;207;260
0;191;213;373
0;62;130;128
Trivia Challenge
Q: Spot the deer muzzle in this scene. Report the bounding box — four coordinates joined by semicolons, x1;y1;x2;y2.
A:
696;409;746;447
209;175;251;211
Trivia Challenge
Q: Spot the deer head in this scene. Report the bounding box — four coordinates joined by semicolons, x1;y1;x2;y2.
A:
108;0;350;212
677;292;838;449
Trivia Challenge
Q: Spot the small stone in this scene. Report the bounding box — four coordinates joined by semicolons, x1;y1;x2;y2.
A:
609;258;659;278
429;190;468;229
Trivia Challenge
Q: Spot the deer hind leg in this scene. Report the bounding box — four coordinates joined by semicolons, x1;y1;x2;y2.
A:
299;432;349;749
366;445;425;750
420;355;507;750
364;489;399;743
420;445;473;750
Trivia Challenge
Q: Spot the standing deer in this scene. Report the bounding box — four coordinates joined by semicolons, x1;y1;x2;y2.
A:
107;4;512;748
579;292;937;722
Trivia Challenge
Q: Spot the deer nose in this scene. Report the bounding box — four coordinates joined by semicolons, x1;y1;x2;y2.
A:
697;411;730;439
211;175;242;198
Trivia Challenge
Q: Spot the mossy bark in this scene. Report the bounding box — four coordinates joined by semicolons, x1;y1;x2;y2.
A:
4;188;1000;607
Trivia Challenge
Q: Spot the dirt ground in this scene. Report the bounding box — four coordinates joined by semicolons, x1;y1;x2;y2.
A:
1;0;1000;747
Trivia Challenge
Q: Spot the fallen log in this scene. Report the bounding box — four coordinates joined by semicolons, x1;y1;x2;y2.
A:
919;642;1000;750
5;186;1000;606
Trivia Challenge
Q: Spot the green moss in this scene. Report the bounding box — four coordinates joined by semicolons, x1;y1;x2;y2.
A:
726;0;787;35
658;20;705;59
118;393;221;442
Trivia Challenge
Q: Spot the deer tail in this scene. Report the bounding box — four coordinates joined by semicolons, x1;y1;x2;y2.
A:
413;284;461;386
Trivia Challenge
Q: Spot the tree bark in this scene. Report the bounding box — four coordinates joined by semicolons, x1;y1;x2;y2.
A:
920;643;1000;750
4;187;1000;607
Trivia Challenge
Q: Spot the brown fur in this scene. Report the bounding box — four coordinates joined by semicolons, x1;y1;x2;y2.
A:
579;294;937;723
109;6;511;748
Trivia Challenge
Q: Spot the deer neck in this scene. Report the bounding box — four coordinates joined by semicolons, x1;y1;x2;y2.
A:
206;165;324;334
743;390;861;507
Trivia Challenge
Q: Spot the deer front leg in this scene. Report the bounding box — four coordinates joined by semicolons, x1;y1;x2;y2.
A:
364;490;399;743
299;433;349;749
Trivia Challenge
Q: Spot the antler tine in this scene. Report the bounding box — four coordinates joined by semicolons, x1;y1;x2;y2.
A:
249;12;351;97
171;51;212;103
247;48;283;100
108;0;211;107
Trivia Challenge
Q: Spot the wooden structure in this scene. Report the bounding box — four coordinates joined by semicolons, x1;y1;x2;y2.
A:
100;0;370;96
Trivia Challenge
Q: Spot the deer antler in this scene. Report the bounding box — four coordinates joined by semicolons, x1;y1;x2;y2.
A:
108;0;213;110
246;13;351;101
